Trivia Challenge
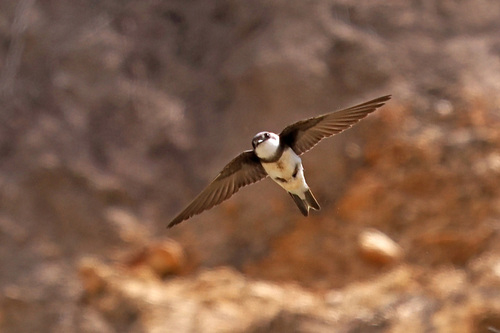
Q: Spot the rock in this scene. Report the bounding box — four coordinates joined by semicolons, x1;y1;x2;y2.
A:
124;240;186;278
75;259;500;333
78;258;110;296
358;229;404;265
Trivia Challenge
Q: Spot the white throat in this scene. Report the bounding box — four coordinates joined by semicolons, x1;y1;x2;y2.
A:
255;134;280;160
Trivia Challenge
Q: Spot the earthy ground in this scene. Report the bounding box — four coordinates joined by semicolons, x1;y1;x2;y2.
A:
1;0;500;332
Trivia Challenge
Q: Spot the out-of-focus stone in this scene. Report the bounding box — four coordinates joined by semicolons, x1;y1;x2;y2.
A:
78;258;110;296
358;228;403;265
125;240;185;278
146;240;185;276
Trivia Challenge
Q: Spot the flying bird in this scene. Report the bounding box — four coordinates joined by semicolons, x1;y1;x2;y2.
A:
168;95;391;228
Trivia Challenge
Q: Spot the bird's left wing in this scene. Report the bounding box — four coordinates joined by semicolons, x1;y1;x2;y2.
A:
168;150;267;228
280;95;391;156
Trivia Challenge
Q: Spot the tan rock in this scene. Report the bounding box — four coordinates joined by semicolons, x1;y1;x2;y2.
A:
358;228;404;265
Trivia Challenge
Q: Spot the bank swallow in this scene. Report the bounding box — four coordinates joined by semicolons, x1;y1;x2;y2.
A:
168;95;391;228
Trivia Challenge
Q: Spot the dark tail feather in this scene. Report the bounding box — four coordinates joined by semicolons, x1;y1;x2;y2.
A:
305;189;320;211
289;193;309;216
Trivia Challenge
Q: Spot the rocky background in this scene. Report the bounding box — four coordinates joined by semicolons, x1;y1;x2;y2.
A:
1;0;500;332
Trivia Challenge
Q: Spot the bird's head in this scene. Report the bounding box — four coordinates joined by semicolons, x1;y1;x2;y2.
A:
252;131;280;159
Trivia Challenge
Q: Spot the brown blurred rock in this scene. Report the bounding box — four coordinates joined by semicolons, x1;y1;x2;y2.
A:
358;228;403;265
74;259;500;333
79;258;111;296
125;240;186;278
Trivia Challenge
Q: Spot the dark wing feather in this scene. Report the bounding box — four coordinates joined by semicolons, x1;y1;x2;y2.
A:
167;150;267;228
280;95;391;155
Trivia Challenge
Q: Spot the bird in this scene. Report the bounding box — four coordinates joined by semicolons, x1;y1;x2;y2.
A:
167;95;391;228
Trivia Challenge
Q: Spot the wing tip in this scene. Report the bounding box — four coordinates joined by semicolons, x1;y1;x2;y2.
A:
364;94;392;111
167;213;193;228
167;219;181;229
381;94;392;102
370;94;392;105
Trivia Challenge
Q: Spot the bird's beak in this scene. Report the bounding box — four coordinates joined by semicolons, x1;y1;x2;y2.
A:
252;137;264;148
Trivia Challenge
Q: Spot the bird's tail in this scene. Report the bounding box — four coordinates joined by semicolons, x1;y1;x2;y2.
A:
305;189;320;211
289;189;321;216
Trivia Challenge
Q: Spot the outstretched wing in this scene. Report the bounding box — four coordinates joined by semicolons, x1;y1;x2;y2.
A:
280;95;391;155
168;151;267;228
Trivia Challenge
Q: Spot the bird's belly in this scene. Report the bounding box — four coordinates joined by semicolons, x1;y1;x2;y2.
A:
261;149;308;194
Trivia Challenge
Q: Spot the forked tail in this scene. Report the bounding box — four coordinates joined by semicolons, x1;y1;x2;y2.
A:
289;189;321;216
304;188;320;210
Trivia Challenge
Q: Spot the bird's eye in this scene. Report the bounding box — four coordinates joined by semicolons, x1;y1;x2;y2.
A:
264;133;270;138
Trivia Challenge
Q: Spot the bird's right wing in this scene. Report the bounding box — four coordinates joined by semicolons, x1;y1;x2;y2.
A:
280;95;391;155
168;151;267;228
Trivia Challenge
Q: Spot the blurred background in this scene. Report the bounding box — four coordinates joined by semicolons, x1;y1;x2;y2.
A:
1;0;500;332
